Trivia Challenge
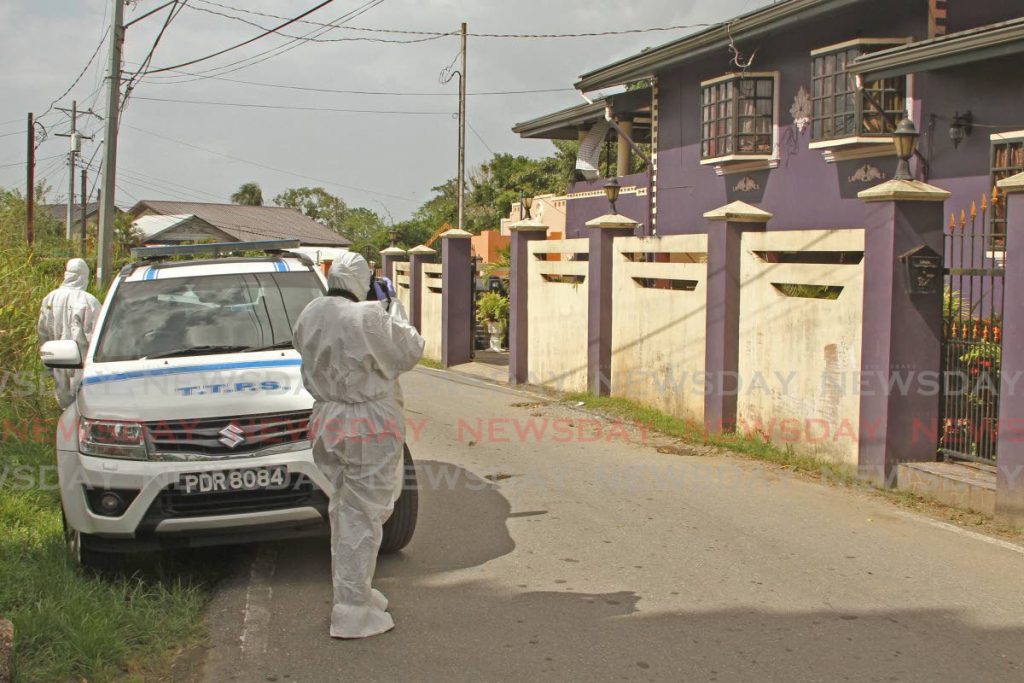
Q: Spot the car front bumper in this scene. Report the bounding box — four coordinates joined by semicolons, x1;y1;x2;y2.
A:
58;447;334;546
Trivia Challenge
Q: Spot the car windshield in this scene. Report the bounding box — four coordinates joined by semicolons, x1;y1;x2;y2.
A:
93;271;323;363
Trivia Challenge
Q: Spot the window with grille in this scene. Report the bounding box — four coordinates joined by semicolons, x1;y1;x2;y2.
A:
991;138;1024;244
810;40;907;142
700;74;775;161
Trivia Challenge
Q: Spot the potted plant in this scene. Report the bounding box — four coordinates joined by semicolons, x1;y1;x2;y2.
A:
476;292;510;351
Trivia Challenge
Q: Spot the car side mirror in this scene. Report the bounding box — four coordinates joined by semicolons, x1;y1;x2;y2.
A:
40;340;83;369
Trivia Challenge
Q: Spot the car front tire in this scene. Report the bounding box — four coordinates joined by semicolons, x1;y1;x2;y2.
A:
380;445;418;554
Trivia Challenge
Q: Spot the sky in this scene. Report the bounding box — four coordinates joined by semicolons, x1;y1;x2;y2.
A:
0;0;771;221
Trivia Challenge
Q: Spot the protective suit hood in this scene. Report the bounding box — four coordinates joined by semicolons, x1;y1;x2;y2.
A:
327;252;371;301
62;258;90;290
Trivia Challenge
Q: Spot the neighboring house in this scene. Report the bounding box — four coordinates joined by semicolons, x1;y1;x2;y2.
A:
514;0;1024;238
471;229;511;265
129;200;352;247
41;202;105;226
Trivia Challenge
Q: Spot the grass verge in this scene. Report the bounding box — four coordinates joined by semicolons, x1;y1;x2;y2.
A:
0;419;222;682
563;391;1023;541
563;392;854;481
418;357;444;370
0;243;220;681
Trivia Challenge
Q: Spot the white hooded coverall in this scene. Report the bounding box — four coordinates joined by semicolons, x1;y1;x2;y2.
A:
293;253;425;639
37;258;101;409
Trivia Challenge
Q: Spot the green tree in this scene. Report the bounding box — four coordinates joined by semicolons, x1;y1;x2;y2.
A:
274;187;348;228
340;207;389;261
231;182;264;206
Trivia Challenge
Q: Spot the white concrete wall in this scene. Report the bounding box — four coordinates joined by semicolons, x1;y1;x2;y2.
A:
420;263;444;362
527;238;589;392
737;229;865;466
611;234;708;422
394;262;412;315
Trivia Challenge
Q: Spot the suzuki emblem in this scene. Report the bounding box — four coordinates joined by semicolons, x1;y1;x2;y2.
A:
218;423;246;449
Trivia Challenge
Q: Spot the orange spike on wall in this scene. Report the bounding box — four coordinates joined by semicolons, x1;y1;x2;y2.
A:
959;209;967;231
949;213;956;230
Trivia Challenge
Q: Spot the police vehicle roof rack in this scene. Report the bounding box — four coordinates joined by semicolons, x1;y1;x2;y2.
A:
121;239;312;277
130;239;302;260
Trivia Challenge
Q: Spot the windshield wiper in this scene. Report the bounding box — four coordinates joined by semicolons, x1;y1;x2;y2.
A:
244;340;294;353
144;345;251;360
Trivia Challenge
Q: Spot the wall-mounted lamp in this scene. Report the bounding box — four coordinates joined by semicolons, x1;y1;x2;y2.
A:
892;116;920;181
949;111;973;149
604;177;621;214
388;229;397;246
523;195;534;220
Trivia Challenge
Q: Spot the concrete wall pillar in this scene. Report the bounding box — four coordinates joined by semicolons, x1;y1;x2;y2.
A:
508;217;549;385
857;179;950;486
407;244;436;333
441;228;473;368
702;201;772;433
995;172;1024;524
585;212;640;395
380;246;406;283
616;119;634;178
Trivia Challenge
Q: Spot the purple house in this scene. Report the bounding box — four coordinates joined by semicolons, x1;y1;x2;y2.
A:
514;0;1024;239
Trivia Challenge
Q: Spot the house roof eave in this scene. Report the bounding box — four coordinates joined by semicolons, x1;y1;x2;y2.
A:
512;87;652;140
850;17;1024;80
574;0;861;92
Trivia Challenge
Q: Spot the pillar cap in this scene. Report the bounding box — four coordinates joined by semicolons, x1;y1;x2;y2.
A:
997;171;1024;194
857;179;951;202
379;246;407;255
585;213;640;229
508;217;549;232
440;228;473;239
408;244;437;255
703;200;772;223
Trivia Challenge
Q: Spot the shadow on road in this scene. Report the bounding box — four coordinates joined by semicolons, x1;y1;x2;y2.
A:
254;572;1024;682
379;459;516;576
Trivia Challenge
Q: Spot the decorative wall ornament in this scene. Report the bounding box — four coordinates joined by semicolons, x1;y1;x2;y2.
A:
790;86;812;133
733;176;761;192
848;164;887;183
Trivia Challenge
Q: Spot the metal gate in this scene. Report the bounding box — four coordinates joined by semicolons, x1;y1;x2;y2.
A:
940;191;1006;464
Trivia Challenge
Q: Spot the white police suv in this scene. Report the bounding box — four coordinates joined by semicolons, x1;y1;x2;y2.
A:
40;240;417;569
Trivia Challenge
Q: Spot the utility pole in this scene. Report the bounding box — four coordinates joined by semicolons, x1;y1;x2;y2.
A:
26;113;34;245
57;101;97;241
457;22;467;232
80;167;88;256
98;0;126;285
56;101;79;239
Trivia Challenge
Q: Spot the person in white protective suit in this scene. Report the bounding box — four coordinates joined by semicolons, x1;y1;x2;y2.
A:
37;258;101;409
293;252;424;639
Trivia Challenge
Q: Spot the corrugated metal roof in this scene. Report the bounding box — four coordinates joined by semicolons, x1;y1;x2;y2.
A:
129;200;352;247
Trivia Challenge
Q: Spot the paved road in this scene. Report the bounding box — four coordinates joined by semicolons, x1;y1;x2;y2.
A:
199;368;1024;682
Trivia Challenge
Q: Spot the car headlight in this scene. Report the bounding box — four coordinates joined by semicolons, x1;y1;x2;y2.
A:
79;418;149;460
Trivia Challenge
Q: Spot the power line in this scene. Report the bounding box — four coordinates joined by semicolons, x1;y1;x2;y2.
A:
184;2;450;44
122;0;189;114
84;68;578;96
467;121;495;156
0;153;63;169
190;0;718;39
130;95;454;115
38;27;109;120
140;0;385;84
121;123;419;203
143;0;338;75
